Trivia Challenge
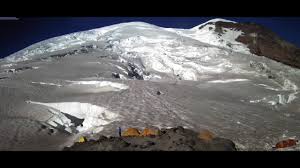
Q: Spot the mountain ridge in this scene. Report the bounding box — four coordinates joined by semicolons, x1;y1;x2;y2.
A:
3;18;299;70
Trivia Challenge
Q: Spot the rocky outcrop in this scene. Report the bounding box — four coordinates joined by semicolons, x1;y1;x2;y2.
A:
127;63;144;80
112;72;120;79
64;127;237;151
5;66;34;73
213;21;300;69
48;45;98;59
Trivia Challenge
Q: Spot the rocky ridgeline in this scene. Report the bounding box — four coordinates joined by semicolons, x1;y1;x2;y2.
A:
213;21;300;69
64;127;237;151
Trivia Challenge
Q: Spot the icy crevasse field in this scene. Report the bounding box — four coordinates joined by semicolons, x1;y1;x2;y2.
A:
0;19;300;150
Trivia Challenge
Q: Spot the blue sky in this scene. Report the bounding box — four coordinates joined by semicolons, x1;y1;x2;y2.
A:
0;17;300;58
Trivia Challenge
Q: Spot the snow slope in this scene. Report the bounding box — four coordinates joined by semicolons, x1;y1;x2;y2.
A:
4;19;249;61
2;19;252;81
2;18;300;106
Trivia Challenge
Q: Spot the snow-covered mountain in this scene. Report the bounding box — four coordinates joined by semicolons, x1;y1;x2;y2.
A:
4;18;251;62
1;18;300;151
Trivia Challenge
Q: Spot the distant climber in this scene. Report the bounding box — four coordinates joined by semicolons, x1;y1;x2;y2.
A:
118;127;122;137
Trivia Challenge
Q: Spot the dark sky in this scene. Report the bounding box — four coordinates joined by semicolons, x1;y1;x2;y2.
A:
1;17;300;58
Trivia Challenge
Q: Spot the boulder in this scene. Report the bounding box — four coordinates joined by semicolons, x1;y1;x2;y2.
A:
112;73;120;79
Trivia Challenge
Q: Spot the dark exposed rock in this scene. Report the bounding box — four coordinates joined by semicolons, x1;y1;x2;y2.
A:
211;21;300;69
15;66;33;71
268;74;276;79
85;44;97;49
41;124;47;129
112;72;120;79
50;53;68;58
226;42;232;48
98;55;108;58
61;112;84;128
6;66;34;73
49;128;55;135
49;45;97;59
49;49;79;58
80;48;89;53
127;63;144;80
250;61;267;72
7;69;15;73
63;127;237;151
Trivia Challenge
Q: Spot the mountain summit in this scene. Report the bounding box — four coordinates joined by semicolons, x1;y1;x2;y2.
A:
4;18;299;69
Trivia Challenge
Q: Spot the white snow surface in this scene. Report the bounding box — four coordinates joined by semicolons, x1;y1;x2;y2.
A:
31;81;62;87
191;18;237;29
67;80;129;90
287;92;298;103
0;63;15;68
207;79;249;83
255;84;281;91
3;19;250;81
26;101;119;134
